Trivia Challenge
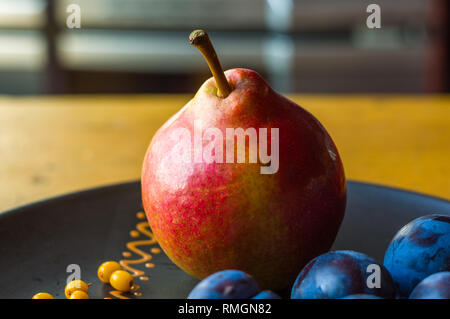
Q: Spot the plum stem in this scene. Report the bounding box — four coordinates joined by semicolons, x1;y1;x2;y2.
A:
189;29;232;98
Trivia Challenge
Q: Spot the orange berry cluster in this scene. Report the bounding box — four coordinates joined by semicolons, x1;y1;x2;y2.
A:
32;280;90;299
32;261;134;299
98;261;134;292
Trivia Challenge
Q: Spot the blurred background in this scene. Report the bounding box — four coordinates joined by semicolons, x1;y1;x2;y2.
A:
0;0;448;95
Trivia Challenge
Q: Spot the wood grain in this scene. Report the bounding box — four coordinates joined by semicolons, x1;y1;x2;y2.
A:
0;94;448;213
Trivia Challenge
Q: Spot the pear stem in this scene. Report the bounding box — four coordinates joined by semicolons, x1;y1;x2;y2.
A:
189;30;232;98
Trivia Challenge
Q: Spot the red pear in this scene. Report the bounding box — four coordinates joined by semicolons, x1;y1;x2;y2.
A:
141;30;346;289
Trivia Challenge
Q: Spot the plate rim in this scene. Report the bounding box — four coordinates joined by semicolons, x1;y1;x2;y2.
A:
1;179;448;218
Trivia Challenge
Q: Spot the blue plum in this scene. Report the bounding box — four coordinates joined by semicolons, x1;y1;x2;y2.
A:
187;270;259;299
383;214;450;297
409;271;450;299
341;294;383;299
252;290;281;299
291;250;396;299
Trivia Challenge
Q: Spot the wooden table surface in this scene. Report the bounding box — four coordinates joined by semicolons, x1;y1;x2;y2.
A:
0;94;449;213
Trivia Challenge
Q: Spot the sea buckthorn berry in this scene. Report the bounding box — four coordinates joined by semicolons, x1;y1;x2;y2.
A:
69;290;89;299
65;280;89;299
110;270;134;292
98;261;122;283
32;292;54;299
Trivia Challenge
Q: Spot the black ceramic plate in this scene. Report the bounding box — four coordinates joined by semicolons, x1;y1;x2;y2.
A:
0;181;449;299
